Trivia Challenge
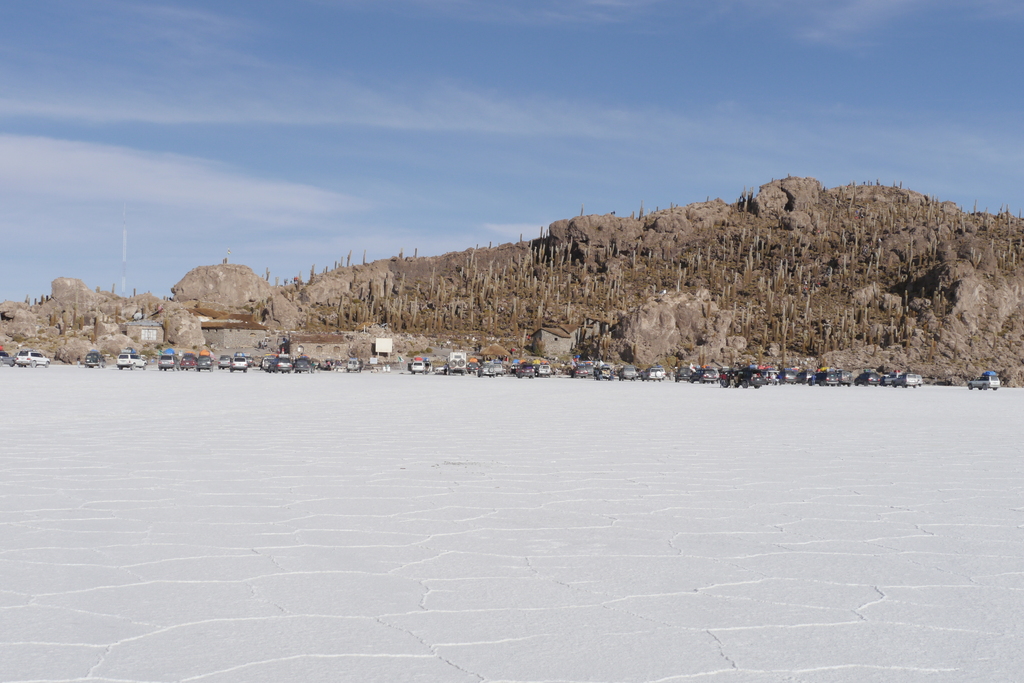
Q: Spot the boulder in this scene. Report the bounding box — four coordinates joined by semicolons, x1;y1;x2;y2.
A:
0;307;41;339
96;334;135;356
171;264;273;307
50;278;106;308
94;320;121;338
0;300;30;320
752;177;823;218
610;290;734;364
268;292;303;330
54;338;94;364
163;309;205;348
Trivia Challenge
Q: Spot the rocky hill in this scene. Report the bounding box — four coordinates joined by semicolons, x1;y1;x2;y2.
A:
5;176;1024;384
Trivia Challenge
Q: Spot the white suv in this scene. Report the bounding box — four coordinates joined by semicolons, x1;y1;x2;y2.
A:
116;351;146;370
15;349;50;368
890;373;922;388
230;355;249;372
968;374;1000;390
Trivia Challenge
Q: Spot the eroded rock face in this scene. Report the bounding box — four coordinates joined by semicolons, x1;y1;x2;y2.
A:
171;265;272;307
54;338;94;364
610;290;735;364
94;321;121;338
163;309;205;349
50;278;108;309
0;307;41;338
96;334;136;356
751;177;823;218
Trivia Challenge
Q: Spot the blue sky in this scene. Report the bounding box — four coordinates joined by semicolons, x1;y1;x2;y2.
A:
2;0;1023;302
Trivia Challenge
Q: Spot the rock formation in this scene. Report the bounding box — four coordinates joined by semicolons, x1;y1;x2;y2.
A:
7;176;1024;385
171;264;272;308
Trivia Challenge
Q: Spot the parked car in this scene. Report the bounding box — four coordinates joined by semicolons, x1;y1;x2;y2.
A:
273;355;293;373
346;358;363;373
734;366;767;388
218;355;232;370
293;356;314;373
116;349;146;370
777;369;798;384
478;361;503;377
15;349;50;367
515;363;536;378
619;365;639;381
84;350;105;368
890;373;922;388
880;372;901;387
535;362;552;377
158;353;178;371
641;365;666;381
196;354;214;371
179;353;198;371
674;366;692;383
854;371;881;386
0;350;14;367
796;370;816;384
571;362;593;379
408;358;430;374
814;369;852;386
968;372;1000;390
261;355;277;372
230;354;249;372
692;367;720;384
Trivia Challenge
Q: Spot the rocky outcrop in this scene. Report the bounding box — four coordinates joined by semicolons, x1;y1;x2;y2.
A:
162;309;205;349
609;290;735;364
9;176;1024;384
751;177;823;218
0;305;41;339
171;264;272;307
96;334;136;356
54;338;94;364
50;278;109;309
268;292;303;330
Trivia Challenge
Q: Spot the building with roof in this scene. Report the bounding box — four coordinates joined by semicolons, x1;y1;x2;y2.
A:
530;325;579;357
122;320;165;345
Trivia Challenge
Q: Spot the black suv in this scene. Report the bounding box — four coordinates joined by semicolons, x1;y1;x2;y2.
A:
722;367;767;388
84;350;105;368
815;369;852;386
854;371;881;386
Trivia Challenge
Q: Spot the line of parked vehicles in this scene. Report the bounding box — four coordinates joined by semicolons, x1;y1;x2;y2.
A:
0;344;1003;391
679;365;928;389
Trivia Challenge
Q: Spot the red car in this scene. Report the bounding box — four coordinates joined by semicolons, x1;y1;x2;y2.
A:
179;353;198;371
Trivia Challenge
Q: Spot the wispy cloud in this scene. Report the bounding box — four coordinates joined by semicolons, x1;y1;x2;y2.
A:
321;0;671;24
330;0;1024;40
0;69;649;138
0;135;364;221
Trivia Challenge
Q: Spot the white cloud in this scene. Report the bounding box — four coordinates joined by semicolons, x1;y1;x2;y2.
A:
0;135;365;223
0;71;646;139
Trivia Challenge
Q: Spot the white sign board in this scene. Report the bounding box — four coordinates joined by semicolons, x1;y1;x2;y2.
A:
374;338;393;354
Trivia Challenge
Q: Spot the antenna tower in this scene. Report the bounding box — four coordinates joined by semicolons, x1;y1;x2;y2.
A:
121;204;127;297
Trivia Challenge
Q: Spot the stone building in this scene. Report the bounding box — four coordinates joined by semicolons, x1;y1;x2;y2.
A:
201;320;271;350
122;320;164;345
530;325;578;357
